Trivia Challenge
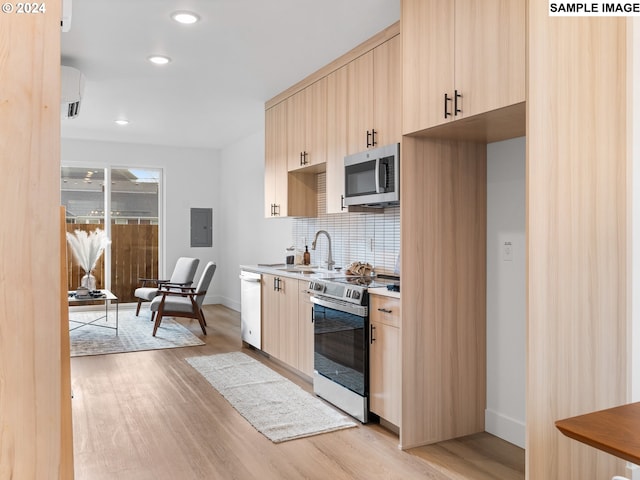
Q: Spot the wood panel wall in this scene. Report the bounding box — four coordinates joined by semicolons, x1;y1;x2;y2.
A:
527;7;627;479
65;223;158;303
111;224;159;303
400;136;487;448
59;209;74;478
0;1;67;478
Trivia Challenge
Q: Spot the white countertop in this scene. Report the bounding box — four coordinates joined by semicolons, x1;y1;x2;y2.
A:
240;264;400;299
240;264;346;281
368;286;401;299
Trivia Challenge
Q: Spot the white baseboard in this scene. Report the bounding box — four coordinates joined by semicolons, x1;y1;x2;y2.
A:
203;294;240;313
485;408;526;449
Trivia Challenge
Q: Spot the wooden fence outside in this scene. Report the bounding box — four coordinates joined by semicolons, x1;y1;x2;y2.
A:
65;223;158;303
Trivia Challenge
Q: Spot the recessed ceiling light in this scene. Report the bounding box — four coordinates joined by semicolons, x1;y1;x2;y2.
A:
115;119;129;126
171;11;200;24
148;55;171;65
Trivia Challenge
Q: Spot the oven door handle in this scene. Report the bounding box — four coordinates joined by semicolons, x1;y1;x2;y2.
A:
310;295;368;317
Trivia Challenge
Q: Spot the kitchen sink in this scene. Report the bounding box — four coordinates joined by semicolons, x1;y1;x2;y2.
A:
276;266;342;279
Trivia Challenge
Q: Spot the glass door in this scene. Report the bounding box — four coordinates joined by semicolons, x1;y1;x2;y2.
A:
61;167;106;290
110;168;160;303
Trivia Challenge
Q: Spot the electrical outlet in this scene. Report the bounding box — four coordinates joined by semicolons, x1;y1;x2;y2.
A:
503;241;513;261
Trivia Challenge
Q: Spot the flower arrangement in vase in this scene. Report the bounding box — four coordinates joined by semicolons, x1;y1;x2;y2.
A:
66;228;110;291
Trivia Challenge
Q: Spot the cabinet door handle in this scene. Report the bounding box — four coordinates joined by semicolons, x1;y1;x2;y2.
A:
366;129;378;148
370;324;376;344
299;152;303;166
455;90;462;116
377;308;393;314
444;93;452;118
302;151;308;165
340;194;346;211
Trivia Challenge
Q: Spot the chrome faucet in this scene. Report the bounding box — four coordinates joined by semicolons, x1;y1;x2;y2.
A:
312;230;335;270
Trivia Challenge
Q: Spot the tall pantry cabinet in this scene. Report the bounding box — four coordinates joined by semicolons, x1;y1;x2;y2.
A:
399;0;526;450
401;0;629;479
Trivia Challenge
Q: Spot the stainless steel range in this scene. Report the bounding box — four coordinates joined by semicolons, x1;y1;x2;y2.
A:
309;277;371;423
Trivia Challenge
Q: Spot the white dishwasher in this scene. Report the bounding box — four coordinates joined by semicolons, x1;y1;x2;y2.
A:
239;270;261;349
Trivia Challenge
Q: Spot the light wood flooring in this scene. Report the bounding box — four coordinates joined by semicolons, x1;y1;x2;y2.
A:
70;304;524;480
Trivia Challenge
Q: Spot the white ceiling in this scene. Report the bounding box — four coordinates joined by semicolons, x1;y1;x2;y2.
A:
60;0;400;150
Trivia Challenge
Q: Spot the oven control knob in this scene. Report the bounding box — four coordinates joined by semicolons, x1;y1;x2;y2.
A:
351;290;360;300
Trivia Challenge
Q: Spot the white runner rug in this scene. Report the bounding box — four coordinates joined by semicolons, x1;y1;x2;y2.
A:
186;351;357;443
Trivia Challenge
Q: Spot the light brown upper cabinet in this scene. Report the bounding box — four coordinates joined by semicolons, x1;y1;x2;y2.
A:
287;78;328;171
327;34;401;213
265;102;317;218
402;0;525;135
372;35;402;150
264;22;399;216
326;65;349;214
348;35;402;154
264;102;288;218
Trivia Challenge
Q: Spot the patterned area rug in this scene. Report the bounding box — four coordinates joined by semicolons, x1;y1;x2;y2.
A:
186;351;357;443
69;308;205;357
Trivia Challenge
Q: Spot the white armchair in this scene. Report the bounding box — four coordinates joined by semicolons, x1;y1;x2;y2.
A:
134;257;199;316
149;262;217;336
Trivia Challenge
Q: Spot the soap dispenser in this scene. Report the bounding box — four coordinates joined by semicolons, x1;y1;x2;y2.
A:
303;246;310;265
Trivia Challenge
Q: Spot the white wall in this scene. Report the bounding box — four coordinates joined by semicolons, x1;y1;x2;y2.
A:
217;129;293;311
61;138;221;303
486;136;526;448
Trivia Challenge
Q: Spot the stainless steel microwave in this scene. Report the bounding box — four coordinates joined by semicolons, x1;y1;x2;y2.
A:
344;142;400;208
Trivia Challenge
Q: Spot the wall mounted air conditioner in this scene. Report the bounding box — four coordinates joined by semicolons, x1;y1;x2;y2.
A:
61;65;85;119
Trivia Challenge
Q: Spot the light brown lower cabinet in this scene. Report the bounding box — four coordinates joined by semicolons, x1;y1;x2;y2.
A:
261;274;298;366
262;275;315;377
369;295;401;426
297;280;314;377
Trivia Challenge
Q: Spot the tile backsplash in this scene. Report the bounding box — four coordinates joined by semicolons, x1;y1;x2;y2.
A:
291;173;400;276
